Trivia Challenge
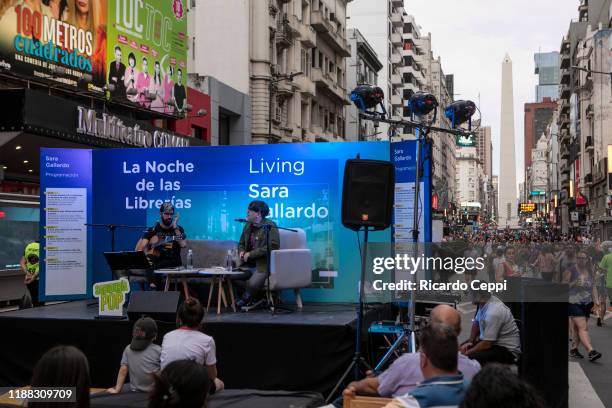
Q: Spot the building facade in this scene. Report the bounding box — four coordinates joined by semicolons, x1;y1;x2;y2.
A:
557;0;611;236
534;51;560;102
345;28;383;141
524;98;557;177
190;0;352;144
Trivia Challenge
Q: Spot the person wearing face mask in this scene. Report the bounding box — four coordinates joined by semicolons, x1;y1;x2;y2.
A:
20;241;43;307
136;203;187;272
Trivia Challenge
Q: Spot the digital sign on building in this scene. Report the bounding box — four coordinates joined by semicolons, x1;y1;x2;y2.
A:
519;203;537;213
0;0;188;113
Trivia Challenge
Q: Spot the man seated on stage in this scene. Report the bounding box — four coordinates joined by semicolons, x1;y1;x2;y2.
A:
234;200;280;308
136;203;187;286
460;289;521;366
342;305;480;400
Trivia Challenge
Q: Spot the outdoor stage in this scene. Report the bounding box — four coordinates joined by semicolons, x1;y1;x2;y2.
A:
0;301;391;395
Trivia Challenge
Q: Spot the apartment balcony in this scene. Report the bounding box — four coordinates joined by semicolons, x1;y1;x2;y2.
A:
286;14;301;36
391;0;404;8
391;53;402;65
560;83;570;99
390;73;402;85
302;128;315;143
276;80;295;96
391;32;402;46
560;146;570;160
294;74;315;97
311;11;350;57
390;94;403;107
312;67;333;90
586;103;594;118
559;98;570;113
560;128;570;143
585;173;593;185
299;23;316;48
390;12;403;26
560;69;571;84
585;136;594;152
310;10;334;33
330;82;351;105
579;0;588;20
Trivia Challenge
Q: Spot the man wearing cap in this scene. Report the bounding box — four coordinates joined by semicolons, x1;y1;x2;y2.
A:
108;317;161;393
20;241;42;307
234;200;280;308
136;202;187;278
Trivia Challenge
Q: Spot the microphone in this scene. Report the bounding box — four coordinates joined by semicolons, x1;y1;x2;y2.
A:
234;218;248;223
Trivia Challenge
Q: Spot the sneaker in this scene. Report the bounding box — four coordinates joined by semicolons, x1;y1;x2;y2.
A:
588;350;602;362
570;348;584;358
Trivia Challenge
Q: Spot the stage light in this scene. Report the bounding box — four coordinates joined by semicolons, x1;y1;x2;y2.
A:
183;104;193;113
408;92;438;116
28;169;33;173
104;83;116;93
15;145;21;150
196;109;208;117
126;87;138;97
146;91;157;101
23;160;28;164
350;85;385;112
444;100;476;128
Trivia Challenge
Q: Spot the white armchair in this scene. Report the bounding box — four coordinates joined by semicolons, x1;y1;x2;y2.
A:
268;228;312;309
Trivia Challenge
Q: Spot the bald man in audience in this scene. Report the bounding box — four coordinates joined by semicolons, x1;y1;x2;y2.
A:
343;305;481;398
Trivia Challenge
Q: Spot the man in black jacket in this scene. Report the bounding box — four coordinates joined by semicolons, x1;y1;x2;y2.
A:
235;201;280;307
108;46;127;97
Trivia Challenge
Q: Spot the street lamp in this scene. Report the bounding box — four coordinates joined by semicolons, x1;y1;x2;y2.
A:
268;71;303;143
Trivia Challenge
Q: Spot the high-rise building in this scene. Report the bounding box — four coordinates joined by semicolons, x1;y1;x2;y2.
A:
499;54;518;228
534;52;560;102
348;0;406;127
557;0;611;235
477;126;492;182
345;28;383;141
189;0;352;145
524;98;556;175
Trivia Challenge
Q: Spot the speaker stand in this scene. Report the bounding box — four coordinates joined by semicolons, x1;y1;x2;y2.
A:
325;227;372;403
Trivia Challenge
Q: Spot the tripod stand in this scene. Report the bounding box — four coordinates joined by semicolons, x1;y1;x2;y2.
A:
325;227;373;403
85;223;147;252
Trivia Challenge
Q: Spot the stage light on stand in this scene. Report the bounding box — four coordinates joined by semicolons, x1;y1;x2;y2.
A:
444;100;476;129
127;87;138;97
408;92;438;117
350;85;386;118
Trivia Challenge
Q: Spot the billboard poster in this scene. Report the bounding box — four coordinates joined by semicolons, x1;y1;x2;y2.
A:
0;0;108;90
106;0;188;114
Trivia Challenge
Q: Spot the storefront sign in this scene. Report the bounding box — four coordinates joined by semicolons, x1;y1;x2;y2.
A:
76;106;190;147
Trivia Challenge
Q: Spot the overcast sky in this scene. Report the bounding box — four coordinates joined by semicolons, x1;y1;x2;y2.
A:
349;0;579;184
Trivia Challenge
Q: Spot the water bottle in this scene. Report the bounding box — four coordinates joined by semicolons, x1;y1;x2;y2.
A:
187;249;193;270
226;250;233;272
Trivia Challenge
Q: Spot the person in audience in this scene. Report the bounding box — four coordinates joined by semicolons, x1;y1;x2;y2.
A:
343;305;480;400
460;289;521;365
20;240;43;307
30;345;90;408
149;360;210;408
381;325;468;408
459;364;545;408
161;298;224;392
234;200;280;308
107;317;161;394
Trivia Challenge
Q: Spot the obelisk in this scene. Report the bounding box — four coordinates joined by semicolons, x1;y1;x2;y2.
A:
498;54;518;228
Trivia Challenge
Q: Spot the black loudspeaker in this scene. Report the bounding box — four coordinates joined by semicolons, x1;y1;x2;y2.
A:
341;159;395;231
127;291;181;322
504;278;568;408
